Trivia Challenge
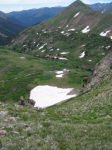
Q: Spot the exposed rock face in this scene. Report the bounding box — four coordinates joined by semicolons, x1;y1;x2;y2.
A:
0;130;7;136
28;99;35;106
85;51;112;90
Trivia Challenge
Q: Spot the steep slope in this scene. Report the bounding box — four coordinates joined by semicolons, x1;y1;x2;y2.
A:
7;7;65;27
0;11;24;45
90;2;112;12
11;0;112;50
85;50;112;91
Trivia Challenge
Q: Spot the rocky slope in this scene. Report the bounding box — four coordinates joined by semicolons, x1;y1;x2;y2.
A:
85;50;112;90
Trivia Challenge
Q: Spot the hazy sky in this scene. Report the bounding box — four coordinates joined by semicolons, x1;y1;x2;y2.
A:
0;0;112;12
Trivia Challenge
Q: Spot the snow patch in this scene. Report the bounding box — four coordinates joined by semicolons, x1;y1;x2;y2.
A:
79;51;85;59
68;28;75;32
61;31;65;34
65;33;70;37
55;69;69;78
88;59;92;62
105;45;111;49
74;12;80;18
100;30;111;37
59;57;68;60
30;85;77;108
23;45;26;47
20;57;25;59
61;52;69;55
82;26;90;33
41;50;45;53
56;74;64;78
39;43;47;50
49;49;54;52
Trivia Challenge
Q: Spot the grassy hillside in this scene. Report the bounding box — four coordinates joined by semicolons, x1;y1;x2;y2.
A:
0;1;112;148
1;33;112;100
0;48;83;102
0;72;112;149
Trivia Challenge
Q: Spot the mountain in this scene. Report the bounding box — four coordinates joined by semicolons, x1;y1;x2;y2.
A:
0;1;112;148
0;7;64;45
9;0;112;92
90;2;112;12
0;11;24;45
7;7;65;27
11;0;112;55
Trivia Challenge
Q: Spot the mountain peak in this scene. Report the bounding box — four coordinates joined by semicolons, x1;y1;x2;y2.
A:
73;0;84;5
69;0;89;9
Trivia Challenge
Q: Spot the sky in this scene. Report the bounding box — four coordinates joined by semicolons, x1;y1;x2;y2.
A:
0;0;112;13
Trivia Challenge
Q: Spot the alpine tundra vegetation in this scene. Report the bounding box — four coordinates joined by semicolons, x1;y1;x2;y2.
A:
0;0;112;149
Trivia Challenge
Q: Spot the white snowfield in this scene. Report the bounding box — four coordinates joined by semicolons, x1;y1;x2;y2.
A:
81;26;90;33
55;69;70;78
59;57;68;60
74;12;80;18
20;57;25;59
39;43;47;50
30;85;77;108
55;70;64;78
79;51;85;58
61;52;69;55
100;30;110;37
105;45;111;49
61;31;65;34
68;28;75;32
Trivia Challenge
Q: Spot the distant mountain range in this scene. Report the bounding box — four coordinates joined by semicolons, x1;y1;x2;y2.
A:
90;2;112;12
0;1;112;45
7;7;65;27
0;7;64;44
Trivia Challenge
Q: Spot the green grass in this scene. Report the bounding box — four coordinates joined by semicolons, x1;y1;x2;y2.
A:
0;48;87;101
0;77;112;150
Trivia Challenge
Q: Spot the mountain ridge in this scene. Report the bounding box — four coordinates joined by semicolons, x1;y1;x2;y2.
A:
0;11;24;45
7;7;65;27
90;2;112;12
